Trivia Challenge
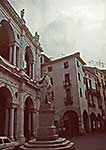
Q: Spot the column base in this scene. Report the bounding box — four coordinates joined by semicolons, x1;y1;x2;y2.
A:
16;135;25;144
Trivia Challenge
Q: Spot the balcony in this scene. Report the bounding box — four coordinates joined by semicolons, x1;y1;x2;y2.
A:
88;102;95;108
63;80;71;88
64;97;73;106
103;85;106;89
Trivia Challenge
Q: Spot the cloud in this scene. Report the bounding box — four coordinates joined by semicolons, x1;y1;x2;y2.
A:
8;0;106;65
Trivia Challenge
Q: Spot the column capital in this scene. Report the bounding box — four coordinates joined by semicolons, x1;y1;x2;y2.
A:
18;106;25;111
25;108;37;113
11;103;19;109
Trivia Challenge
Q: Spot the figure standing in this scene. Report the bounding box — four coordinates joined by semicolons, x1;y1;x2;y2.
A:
35;72;52;104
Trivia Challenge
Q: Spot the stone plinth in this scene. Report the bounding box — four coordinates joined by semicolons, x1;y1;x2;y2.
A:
20;101;75;150
37;102;58;141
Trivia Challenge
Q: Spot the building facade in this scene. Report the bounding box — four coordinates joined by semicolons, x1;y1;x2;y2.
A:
42;52;87;136
83;67;106;132
0;0;42;143
42;53;106;137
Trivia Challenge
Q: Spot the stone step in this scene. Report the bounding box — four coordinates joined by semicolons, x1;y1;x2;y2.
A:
28;137;66;145
20;138;75;150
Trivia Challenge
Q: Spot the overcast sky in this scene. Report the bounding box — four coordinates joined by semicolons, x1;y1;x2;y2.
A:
9;0;106;67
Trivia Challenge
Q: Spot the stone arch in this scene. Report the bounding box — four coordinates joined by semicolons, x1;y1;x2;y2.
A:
97;113;104;132
25;46;34;78
62;110;79;137
0;19;15;62
83;110;89;133
0;86;12;136
90;113;97;132
0;84;15;103
24;96;35;140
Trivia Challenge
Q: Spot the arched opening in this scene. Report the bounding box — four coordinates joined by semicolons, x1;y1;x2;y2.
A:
0;20;15;63
83;110;89;133
25;46;34;79
0;87;12;136
90;113;97;132
24;97;34;141
97;114;104;132
62;110;79;137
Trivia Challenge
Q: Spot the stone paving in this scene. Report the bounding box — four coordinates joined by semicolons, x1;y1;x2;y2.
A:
70;133;106;150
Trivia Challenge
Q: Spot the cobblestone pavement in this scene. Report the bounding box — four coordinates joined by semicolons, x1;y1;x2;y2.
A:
70;133;106;150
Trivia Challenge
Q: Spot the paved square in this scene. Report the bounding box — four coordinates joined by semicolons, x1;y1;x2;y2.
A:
71;133;106;150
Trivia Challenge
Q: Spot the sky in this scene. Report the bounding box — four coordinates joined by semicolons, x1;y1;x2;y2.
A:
8;0;106;68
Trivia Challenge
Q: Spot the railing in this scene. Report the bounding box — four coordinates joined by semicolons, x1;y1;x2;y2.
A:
63;80;71;88
64;97;73;106
103;85;106;89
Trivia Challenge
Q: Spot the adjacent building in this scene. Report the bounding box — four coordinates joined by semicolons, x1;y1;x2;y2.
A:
42;53;106;137
83;67;106;132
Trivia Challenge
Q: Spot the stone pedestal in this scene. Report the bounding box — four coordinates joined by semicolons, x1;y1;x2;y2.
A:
20;101;75;150
37;102;58;141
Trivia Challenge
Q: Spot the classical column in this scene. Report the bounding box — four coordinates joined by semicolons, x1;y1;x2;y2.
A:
79;117;85;135
9;46;13;63
13;45;16;66
14;108;18;139
30;63;34;79
32;110;36;137
5;108;9;136
9;108;14;140
35;111;39;137
32;63;35;79
17;106;25;142
28;111;31;136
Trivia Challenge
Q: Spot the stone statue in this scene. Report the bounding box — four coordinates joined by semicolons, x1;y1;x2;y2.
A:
21;9;25;19
34;32;40;46
35;72;52;104
20;9;26;23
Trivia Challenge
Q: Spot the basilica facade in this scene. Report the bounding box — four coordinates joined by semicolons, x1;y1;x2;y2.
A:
0;0;42;143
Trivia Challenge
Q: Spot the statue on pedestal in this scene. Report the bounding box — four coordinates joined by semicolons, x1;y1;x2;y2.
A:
35;72;52;104
21;73;75;150
34;32;40;46
20;9;26;23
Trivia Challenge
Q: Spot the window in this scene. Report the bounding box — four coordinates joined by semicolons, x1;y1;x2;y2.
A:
91;94;94;103
89;79;92;89
64;61;69;69
3;138;11;143
40;57;42;63
80;88;82;97
51;91;54;100
48;66;52;72
78;72;81;81
54;120;58;128
66;88;71;100
95;83;97;90
16;46;19;67
77;61;79;67
101;73;103;77
65;73;70;81
17;34;20;39
101;79;104;87
0;139;3;144
25;46;34;79
50;77;53;85
85;91;88;99
83;77;86;84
